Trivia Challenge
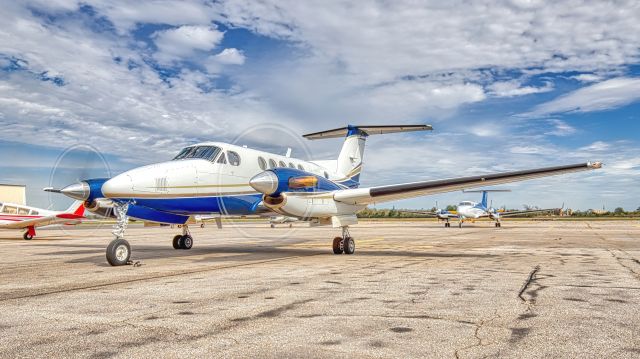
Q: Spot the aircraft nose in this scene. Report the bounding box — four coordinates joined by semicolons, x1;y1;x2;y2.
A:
102;174;133;198
249;171;279;195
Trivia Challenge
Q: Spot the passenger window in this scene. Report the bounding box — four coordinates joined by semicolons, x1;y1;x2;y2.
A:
3;206;17;214
228;151;241;166
278;161;286;168
258;157;267;170
268;159;277;169
18;207;29;215
217;152;227;164
324;171;329;179
31;210;39;215
297;164;305;171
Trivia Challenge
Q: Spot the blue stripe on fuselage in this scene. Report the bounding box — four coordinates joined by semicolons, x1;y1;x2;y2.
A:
115;194;263;216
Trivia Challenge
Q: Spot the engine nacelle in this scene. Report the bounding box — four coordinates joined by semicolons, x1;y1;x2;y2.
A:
59;178;110;202
84;198;115;218
249;168;342;196
261;192;365;219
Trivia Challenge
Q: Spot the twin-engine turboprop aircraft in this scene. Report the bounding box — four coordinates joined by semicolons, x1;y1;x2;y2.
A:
443;190;561;228
0;201;85;240
47;125;602;266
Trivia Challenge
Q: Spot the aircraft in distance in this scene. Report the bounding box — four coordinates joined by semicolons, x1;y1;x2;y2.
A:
269;215;299;228
47;124;602;266
0;201;85;240
441;190;561;228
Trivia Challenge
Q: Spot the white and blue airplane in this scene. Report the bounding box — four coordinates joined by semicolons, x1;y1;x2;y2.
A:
446;190;561;228
47;125;602;266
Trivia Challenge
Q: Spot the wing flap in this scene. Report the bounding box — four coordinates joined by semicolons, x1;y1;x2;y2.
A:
334;162;601;205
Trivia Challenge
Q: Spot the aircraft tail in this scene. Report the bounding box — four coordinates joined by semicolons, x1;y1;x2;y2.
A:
64;200;85;216
463;189;511;209
303;125;432;187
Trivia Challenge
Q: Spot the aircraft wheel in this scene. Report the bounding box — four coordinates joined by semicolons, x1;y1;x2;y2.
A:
106;239;131;266
332;237;344;254
23;232;33;240
270;224;275;228
343;237;355;255
200;223;205;228
172;235;182;249
289;223;293;228
180;235;193;250
458;222;462;228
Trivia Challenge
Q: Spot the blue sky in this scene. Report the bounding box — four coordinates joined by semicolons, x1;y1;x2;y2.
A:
0;1;638;211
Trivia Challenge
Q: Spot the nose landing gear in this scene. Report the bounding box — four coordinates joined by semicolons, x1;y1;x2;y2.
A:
106;203;131;266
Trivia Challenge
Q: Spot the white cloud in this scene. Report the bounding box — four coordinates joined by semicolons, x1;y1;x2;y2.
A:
153;25;224;62
579;141;610;152
487;79;553;97
213;48;245;65
529;77;640;116
545;119;576;136
572;73;602;83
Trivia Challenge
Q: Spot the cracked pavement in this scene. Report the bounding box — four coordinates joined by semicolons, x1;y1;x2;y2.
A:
0;220;638;358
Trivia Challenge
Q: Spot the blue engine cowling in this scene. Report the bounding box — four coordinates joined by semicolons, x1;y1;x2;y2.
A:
250;168;343;196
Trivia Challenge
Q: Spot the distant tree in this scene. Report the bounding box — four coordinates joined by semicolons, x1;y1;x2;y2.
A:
636;206;640;213
614;207;625;215
445;205;456;211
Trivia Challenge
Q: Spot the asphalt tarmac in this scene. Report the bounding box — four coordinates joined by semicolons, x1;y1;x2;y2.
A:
0;220;638;358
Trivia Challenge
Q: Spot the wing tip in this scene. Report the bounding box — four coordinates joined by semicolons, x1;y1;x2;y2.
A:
588;161;603;169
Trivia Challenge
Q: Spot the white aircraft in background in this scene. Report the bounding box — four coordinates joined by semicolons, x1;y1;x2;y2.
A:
0;201;85;240
48;124;602;266
450;190;561;228
269;215;299;228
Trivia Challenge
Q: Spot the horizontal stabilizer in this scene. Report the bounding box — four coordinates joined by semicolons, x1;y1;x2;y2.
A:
303;125;432;140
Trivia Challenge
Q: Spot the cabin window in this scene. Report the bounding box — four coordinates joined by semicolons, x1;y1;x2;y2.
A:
268;159;277;169
18;207;30;215
228;151;241;166
297;164;305;171
30;210;39;215
288;162;295;168
3;206;17;214
217;152;227;164
324;171;329;179
258;157;267;170
278;161;286;168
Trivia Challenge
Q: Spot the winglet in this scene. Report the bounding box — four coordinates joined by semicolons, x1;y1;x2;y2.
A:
303;124;433;140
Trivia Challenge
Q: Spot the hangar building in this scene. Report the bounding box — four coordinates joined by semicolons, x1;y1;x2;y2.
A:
0;184;27;205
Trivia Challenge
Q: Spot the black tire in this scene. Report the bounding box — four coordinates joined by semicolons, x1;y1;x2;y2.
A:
200;223;205;228
270;224;275;228
23;232;33;240
172;235;182;249
181;235;193;250
106;239;131;266
343;237;355;255
458;222;462;228
332;237;344;254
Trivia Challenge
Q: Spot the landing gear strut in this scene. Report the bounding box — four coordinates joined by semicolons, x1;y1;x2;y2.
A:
332;227;355;255
444;219;451;228
494;221;502;228
106;203;131;266
173;224;193;250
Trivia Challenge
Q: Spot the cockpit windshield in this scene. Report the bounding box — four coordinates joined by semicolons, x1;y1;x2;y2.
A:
459;201;474;206
173;146;221;162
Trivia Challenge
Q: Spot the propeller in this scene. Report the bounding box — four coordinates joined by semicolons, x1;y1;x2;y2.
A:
46;144;113;235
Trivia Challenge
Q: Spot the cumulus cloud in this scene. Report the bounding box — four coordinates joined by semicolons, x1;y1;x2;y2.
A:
153;25;224;62
528;77;640;116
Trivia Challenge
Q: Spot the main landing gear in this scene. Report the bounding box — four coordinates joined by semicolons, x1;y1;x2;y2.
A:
172;224;193;250
106;203;131;266
494;221;502;228
23;226;36;240
332;227;355;255
444;219;451;228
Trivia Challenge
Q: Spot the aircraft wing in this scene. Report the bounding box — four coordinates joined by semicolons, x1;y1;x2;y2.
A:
334;162;601;205
495;208;560;217
0;213;85;229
